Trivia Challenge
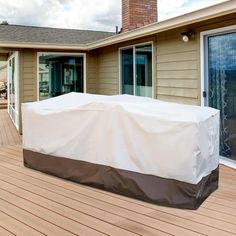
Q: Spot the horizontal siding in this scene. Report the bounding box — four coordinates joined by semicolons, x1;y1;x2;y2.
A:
97;46;119;95
157;87;198;98
98;89;117;95
157;60;198;71
20;50;37;103
86;53;98;94
23;78;35;85
157;79;198;89
157;41;197;54
157;51;197;63
0;54;8;61
99;78;118;85
156;32;199;105
157;70;198;79
157;95;199;106
22;97;35;103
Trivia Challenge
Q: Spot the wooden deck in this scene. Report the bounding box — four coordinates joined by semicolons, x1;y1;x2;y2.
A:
0;109;21;147
0;145;235;236
0;112;236;235
0;99;7;109
0;99;7;104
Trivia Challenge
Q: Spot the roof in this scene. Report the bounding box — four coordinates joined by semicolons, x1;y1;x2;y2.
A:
0;0;235;51
88;0;235;50
0;24;115;46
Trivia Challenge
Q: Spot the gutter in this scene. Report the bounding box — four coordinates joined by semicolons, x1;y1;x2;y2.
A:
0;42;87;51
0;0;235;51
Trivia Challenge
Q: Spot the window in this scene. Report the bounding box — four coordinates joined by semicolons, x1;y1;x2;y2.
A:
202;26;236;162
38;53;85;101
120;43;152;97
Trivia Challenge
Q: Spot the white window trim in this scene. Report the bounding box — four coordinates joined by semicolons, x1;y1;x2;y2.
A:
7;51;20;130
200;24;236;169
220;156;236;169
118;41;154;98
37;52;86;101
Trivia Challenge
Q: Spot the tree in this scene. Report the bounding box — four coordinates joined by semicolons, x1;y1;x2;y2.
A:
1;21;9;25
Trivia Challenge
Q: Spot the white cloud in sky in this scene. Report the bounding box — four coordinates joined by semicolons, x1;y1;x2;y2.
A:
0;0;122;31
158;0;228;21
0;0;228;32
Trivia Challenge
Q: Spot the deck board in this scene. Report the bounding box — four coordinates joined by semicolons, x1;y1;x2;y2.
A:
0;145;235;235
0;110;21;148
0;112;236;235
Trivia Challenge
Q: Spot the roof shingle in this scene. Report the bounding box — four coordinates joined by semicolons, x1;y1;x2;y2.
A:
0;24;115;45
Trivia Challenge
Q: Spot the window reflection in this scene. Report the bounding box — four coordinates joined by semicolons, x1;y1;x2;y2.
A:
39;54;84;100
208;32;236;160
121;44;152;98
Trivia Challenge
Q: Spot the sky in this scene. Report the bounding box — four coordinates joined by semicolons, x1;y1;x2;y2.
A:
0;0;228;32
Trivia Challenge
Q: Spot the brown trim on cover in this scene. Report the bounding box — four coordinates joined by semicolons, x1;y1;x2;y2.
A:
23;149;219;209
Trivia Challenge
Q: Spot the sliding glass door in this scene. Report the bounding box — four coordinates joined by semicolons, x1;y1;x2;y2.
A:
204;30;236;162
38;53;85;101
7;52;19;129
120;44;152;97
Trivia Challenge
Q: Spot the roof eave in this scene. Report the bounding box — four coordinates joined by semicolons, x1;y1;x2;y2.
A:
87;0;236;50
0;42;87;51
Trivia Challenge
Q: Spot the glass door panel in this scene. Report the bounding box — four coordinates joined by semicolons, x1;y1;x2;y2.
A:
120;44;152;97
121;48;134;95
135;45;152;97
207;32;236;161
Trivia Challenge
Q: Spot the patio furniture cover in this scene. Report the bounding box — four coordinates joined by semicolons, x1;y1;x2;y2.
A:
22;92;219;209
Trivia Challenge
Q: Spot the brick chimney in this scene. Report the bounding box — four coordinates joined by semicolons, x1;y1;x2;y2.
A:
122;0;157;32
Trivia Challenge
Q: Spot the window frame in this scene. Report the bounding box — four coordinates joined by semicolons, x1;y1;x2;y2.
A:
200;24;236;169
200;24;236;106
119;41;154;98
37;52;86;101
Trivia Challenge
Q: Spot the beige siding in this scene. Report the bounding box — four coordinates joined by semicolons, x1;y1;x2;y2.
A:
20;50;37;103
156;31;199;105
86;52;98;94
155;16;236;106
96;36;156;96
97;46;119;95
18;49;37;133
0;54;8;61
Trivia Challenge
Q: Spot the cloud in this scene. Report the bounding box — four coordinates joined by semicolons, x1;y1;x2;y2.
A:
0;0;228;32
158;0;228;21
0;0;121;31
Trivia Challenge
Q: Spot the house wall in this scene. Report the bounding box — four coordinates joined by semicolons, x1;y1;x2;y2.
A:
95;33;199;104
155;15;236;105
96;36;156;96
86;51;98;94
20;50;37;103
156;29;200;105
95;14;236;106
18;49;96;132
16;13;236;133
0;54;8;61
19;49;98;103
97;45;119;95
